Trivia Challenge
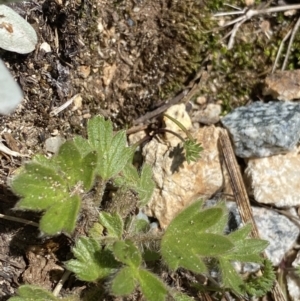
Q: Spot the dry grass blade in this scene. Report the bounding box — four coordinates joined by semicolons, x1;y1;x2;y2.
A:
219;129;286;301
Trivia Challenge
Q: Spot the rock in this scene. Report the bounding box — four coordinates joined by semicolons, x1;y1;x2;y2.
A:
245;148;300;207
163;103;192;144
221;101;300;158
143;125;225;229
252;206;299;266
45;136;66;154
263;70;300;101
226;201;299;266
192;103;221;125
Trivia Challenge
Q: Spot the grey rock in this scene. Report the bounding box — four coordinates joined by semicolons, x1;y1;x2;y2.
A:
225;201;299;266
252;206;299;266
221;101;300;158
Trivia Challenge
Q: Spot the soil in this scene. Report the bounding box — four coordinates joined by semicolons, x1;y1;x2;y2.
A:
0;0;207;299
0;0;296;300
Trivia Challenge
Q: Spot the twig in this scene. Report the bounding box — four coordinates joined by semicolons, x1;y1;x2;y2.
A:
272;28;292;73
219;129;286;301
52;270;72;297
214;4;300;49
0;213;39;227
282;16;300;70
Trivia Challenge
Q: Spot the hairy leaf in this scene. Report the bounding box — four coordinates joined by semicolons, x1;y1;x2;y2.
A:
53;141;97;191
161;200;233;272
66;237;119;281
225;224;268;263
172;292;195;301
11;141;98;234
218;257;244;296
73;136;93;157
111;267;136;296
99;212;123;239
113;240;142;268
8;285;57;301
87;116;133;180
136;164;155;206
116;163;155;206
138;269;168;301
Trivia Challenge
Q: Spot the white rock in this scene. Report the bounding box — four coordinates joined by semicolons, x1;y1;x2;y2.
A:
252;206;299;266
45;136;66;154
40;42;51;53
245;148;300;207
192;103;221;125
143;125;225;228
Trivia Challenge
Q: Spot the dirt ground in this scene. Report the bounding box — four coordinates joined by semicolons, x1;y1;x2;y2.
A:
0;0;212;299
0;0;299;299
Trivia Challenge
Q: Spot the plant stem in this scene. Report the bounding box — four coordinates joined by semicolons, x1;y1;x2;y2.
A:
94;177;107;207
164;113;194;141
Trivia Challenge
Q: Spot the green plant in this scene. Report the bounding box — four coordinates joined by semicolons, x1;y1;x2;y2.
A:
9;116;274;300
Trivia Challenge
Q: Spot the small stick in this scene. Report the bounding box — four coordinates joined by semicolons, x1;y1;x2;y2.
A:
52;270;72;297
219;129;287;301
282;16;300;70
0;213;39;227
272;28;292;73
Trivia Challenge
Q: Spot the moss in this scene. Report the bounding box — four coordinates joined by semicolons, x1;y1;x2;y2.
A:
81;0;300;125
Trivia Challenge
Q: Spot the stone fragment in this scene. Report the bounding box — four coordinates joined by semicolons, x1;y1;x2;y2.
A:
221;101;300;158
45;136;66;154
163;103;192;144
226;201;299;266
263;70;300;101
245;148;300;207
252;207;299;266
192;103;221;125
143;125;225;229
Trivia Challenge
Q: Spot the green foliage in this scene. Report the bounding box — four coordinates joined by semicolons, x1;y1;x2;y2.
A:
87;116;133;180
99;212;123;239
183;139;203;164
110;240;168;301
9;116;273;300
11;116;149;235
11;140;97;234
115;163;155;206
242;259;276;297
65;236;119;282
161;200;272;295
8;285;78;301
164;113;203;163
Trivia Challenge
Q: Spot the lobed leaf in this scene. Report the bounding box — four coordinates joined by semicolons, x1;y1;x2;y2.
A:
8;285;57;301
11;139;98;235
53;141;97;191
116;163;155;206
161;200;232;272
87;116;133;180
99;212;123;239
66;237;119;282
39;195;80;235
12;162;67;211
112;240;142;268
218;257;244;296
111;266;136;296
136;164;155;206
138;269;168;301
